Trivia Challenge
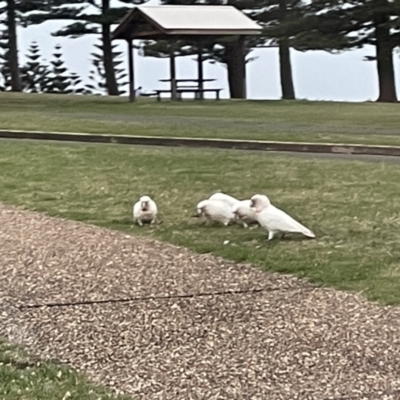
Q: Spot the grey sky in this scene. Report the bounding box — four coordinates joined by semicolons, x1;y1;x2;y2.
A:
17;3;400;101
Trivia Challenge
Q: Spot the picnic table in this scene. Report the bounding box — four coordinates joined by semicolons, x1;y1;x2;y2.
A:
154;78;222;101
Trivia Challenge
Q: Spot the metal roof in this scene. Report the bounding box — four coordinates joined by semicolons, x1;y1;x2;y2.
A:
112;5;262;40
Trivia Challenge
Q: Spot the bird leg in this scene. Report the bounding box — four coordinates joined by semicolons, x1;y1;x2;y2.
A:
137;219;143;227
268;231;275;241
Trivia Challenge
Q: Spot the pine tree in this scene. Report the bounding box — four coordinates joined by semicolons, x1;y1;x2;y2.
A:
248;0;307;100
20;41;50;93
0;0;51;92
85;40;128;95
0;26;12;91
24;0;149;96
292;0;400;102
45;44;72;94
0;0;22;91
69;72;85;94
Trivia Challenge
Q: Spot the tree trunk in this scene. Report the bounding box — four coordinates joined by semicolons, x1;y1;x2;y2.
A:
279;39;295;99
224;39;246;99
374;19;397;102
376;28;397;103
6;0;22;92
278;0;295;100
101;0;119;96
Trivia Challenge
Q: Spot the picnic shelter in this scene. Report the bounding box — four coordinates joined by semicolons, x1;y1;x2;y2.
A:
111;5;262;102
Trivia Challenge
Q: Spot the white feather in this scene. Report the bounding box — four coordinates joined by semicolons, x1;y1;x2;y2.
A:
208;192;240;208
232;200;257;227
133;195;158;226
251;194;315;240
196;199;235;226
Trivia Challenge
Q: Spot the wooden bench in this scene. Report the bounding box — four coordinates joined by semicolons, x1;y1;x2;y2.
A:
154;88;222;101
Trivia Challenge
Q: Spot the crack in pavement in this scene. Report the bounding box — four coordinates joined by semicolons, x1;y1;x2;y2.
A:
17;286;319;310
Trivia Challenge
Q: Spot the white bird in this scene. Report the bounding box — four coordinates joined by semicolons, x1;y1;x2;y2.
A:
232;199;258;228
133;195;158;226
250;194;315;240
196;199;235;226
208;191;240;208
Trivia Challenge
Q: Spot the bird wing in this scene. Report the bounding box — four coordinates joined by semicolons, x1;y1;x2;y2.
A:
133;202;142;219
262;205;313;235
149;200;158;214
209;193;239;207
205;201;234;220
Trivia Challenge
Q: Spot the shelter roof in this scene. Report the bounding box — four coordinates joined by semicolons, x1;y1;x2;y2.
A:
112;5;262;40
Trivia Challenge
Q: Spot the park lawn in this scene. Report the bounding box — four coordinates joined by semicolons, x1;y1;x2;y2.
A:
0;140;400;305
0;92;400;146
0;340;130;400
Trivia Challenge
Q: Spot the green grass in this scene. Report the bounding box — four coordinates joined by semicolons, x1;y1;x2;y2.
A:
0;339;130;400
0;92;400;146
1;140;400;305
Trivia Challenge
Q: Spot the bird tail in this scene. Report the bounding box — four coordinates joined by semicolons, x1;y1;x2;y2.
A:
302;227;315;238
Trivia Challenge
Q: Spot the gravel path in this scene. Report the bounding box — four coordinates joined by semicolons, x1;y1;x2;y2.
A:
1;203;400;399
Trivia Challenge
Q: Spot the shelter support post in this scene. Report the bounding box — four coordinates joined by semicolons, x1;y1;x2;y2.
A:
170;42;177;101
197;40;204;100
239;36;246;99
128;39;135;102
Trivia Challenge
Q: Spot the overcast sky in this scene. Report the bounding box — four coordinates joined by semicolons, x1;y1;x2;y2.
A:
17;1;400;101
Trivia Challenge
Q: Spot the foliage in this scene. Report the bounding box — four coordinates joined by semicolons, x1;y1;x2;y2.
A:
295;0;400;101
21;0;149;96
86;40;128;95
45;45;83;93
287;0;400;52
0;25;11;91
21;0;128;37
18;42;83;94
20;41;50;93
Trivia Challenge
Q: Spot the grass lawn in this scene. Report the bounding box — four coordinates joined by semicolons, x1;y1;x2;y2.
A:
0;92;400;146
0;340;130;400
1;140;400;305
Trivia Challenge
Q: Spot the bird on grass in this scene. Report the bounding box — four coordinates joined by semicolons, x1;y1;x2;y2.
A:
208;191;240;208
232;199;258;228
250;194;315;240
196;199;235;226
133;195;158;226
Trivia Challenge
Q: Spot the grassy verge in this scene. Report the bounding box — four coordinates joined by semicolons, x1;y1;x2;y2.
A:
0;140;400;304
0;339;130;400
0;93;399;146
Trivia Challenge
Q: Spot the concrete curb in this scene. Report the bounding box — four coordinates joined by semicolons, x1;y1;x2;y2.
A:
1;129;400;157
